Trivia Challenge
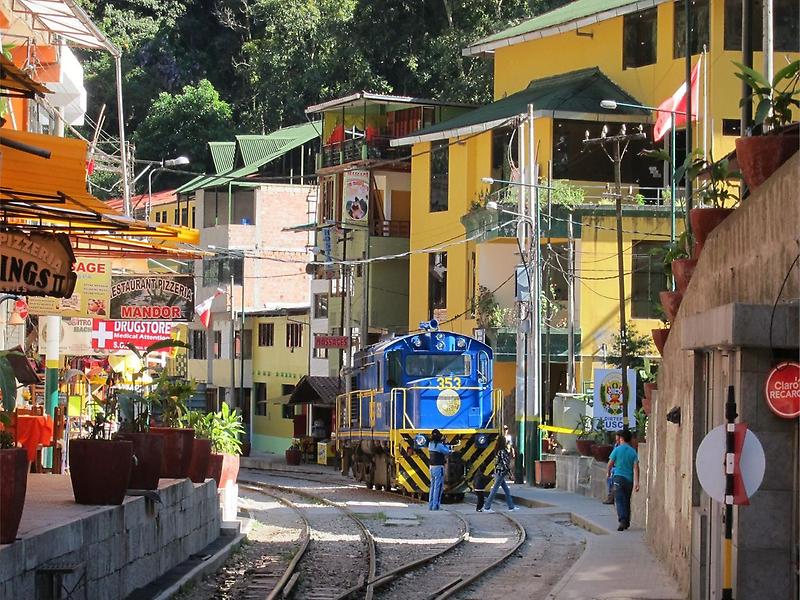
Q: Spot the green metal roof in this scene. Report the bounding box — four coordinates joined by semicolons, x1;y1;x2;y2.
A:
209;142;236;173
177;121;320;194
465;0;659;55
392;68;648;145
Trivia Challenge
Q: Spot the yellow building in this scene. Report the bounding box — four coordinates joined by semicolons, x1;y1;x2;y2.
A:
392;0;798;427
249;308;310;453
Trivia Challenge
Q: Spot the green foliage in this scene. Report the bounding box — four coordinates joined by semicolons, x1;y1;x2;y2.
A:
637;358;658;384
0;350;21;414
607;323;654;370
650;230;694;285
550;180;585;209
132;79;234;163
734;60;800;130
184;404;244;454
634;407;648;441
148;373;195;427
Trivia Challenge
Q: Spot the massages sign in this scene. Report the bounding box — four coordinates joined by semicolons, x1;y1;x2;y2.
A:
0;228;76;298
110;275;194;321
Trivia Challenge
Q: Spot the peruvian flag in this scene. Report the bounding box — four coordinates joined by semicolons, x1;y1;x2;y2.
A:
653;56;702;142
195;288;225;328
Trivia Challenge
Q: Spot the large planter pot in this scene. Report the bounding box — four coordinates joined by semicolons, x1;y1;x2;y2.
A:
659;290;683;322
69;439;133;505
116;432;164;490
652;328;671;356
575;439;596;457
285;448;302;466
149;427;195;478
735;135;798;190
188;439;212;484
207;453;240;489
1;448;28;544
690;208;734;248
672;258;698;295
534;460;556;488
591;443;614;463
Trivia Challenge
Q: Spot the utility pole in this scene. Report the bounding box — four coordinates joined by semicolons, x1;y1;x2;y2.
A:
526;103;541;483
514;112;528;485
583;125;645;430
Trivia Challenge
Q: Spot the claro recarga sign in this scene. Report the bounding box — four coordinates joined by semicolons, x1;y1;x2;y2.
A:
0;228;76;298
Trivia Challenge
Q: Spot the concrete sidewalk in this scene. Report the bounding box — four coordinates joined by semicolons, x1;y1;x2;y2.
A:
494;485;686;600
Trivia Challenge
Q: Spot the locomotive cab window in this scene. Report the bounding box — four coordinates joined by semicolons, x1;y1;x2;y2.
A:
478;352;490;384
405;354;470;377
386;351;403;387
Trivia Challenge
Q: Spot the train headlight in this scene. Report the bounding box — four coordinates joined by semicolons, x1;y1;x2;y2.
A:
456;337;466;349
474;433;490;449
414;433;428;448
436;341;445;350
412;336;422;348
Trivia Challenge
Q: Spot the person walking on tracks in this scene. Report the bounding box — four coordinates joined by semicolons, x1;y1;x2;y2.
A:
482;437;518;513
606;429;639;531
428;429;453;511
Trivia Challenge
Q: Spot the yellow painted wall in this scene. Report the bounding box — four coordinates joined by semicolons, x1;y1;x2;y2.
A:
150;197;197;227
249;313;309;452
492;0;799;159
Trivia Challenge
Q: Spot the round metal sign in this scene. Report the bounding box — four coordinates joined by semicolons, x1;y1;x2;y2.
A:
764;361;800;419
696;425;765;504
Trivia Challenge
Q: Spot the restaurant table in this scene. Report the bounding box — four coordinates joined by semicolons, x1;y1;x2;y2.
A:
15;415;54;462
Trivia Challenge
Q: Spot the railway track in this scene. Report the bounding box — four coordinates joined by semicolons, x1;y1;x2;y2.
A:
240;481;376;600
238;470;526;600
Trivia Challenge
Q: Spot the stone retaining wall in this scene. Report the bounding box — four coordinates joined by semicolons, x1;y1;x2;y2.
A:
0;478;220;599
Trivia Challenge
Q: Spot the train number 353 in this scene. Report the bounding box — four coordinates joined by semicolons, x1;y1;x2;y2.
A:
436;376;462;390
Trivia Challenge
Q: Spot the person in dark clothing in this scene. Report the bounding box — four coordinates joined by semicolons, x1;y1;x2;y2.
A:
472;471;491;512
482;436;518;512
428;429;453;511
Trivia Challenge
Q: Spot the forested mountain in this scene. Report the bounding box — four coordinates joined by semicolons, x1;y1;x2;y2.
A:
76;0;567;171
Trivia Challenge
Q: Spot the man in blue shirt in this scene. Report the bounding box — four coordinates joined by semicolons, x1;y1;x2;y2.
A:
606;429;639;531
428;429;453;511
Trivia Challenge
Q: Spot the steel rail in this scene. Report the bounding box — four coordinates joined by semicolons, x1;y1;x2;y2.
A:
237;484;311;600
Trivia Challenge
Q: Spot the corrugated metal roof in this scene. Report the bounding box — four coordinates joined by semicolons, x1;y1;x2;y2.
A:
180;120;320;193
392;68;649;146
208;141;236;174
465;0;665;55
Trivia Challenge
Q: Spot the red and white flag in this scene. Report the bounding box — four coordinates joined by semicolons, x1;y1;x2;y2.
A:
653;56;702;142
195;288;225;328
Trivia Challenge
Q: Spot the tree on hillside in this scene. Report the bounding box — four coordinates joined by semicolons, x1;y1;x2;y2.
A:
132;79;233;183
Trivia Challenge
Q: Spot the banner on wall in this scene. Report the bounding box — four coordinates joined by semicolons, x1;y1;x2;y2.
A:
343;170;370;224
38;317;95;356
592;368;638;431
28;258;112;317
110;275;194;321
91;320;177;351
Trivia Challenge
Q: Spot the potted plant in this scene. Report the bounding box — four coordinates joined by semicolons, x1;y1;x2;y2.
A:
184;410;213;484
149;373;196;479
734;60;799;189
205;403;244;489
286;439;302;466
573;415;596;457
639;358;658;416
0;350;28;544
633;407;648;445
590;419;614;463
69;395;134;505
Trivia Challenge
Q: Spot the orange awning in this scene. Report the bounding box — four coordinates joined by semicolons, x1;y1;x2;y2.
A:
0;129;200;251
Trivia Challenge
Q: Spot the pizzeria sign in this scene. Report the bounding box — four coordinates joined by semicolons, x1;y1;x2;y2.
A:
0;228;76;298
110;275;194;321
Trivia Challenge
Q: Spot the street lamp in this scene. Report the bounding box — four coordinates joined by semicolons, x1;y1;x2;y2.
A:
146;156;190;221
600;99;687;246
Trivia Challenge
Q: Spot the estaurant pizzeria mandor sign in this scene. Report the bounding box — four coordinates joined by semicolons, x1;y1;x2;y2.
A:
0;228;77;298
110;275;194;321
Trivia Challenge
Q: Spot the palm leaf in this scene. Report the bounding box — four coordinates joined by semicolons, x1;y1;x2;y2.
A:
144;339;189;355
0;354;17;413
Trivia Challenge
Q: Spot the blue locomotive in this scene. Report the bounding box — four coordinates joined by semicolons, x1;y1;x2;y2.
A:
335;321;503;498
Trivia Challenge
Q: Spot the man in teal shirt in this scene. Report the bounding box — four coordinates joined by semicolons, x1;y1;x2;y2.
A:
606;429;639;531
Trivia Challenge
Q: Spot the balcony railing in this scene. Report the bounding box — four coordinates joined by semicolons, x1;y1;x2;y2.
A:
371;219;410;238
320;137;411;169
485;326;581;362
